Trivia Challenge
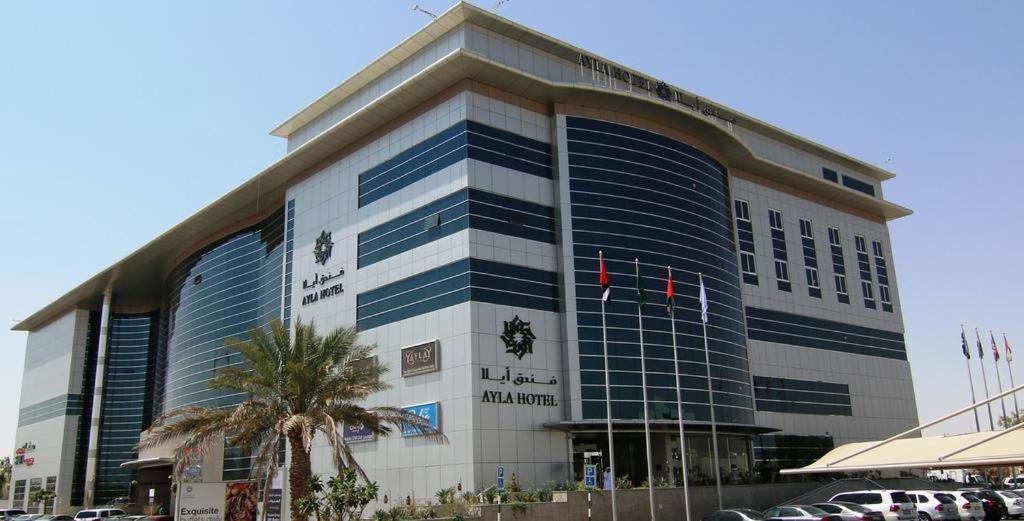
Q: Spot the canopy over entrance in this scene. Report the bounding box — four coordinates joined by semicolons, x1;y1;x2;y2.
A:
781;383;1024;475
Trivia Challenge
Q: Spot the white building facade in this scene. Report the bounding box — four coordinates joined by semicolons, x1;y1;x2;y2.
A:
10;2;917;514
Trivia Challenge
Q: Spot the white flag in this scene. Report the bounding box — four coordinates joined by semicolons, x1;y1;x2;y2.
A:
698;273;708;324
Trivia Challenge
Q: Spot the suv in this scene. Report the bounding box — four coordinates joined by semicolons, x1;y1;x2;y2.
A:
907;491;960;521
942;492;984;521
830;491;917;521
1005;477;1024;489
994;491;1023;518
73;510;125;521
0;512;27;521
957;489;1007;521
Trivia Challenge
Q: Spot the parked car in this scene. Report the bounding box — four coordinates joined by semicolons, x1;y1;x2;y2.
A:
37;516;73;521
764;505;839;521
13;516;45;521
957;489;1007;521
73;510;126;521
939;492;984;521
702;509;766;521
813;501;886;521
829;491;917;521
906;491;960;521
1005;477;1024;489
141;517;173;521
994;490;1024;518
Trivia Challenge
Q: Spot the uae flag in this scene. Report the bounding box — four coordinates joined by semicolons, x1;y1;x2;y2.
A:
991;331;1001;362
598;251;611;302
1005;334;1014;363
665;268;675;315
961;328;971;359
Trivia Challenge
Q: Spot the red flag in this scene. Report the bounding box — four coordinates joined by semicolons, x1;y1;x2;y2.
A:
665;268;675;315
1005;334;1014;363
991;331;1000;362
599;251;610;302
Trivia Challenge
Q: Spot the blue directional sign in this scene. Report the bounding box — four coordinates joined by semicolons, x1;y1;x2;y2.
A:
497;465;505;490
584;464;597;488
401;402;440;437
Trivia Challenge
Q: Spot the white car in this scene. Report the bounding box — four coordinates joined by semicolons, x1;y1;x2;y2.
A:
1005;477;1024;489
73;510;125;521
995;491;1024;518
907;491;961;521
941;491;984;521
830;491;917;521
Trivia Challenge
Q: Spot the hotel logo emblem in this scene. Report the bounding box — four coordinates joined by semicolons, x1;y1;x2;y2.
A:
501;316;536;360
314;230;334;265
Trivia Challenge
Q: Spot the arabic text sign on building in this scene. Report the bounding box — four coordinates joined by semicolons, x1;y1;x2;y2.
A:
342;423;375;443
401;340;440;377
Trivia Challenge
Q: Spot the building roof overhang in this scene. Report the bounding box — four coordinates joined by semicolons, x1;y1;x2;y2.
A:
14;49;910;333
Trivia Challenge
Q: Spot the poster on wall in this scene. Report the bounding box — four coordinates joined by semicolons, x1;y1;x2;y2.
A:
177;483;224;521
342;423;375;443
401;402;440;437
264;472;283;521
224;482;259;521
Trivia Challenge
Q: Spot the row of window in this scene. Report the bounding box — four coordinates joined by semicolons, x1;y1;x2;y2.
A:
733;199;893;313
355;257;560;330
16;393;84;427
753;375;853;416
821;166;876;197
11;476;57;513
357;187;556;268
283;200;296;329
745;306;907;360
357;119;553;207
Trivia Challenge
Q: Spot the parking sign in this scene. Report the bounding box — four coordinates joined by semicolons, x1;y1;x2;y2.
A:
497;465;505;490
584;464;597;488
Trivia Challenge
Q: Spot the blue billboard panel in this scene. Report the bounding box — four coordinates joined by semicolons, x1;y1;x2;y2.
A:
401;402;440;437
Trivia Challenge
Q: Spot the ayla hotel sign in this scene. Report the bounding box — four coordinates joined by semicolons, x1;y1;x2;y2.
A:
301;230;345;306
480;316;559;407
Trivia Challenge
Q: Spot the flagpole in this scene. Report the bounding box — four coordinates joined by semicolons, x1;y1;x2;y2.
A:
977;328;995;430
699;273;723;510
667;266;691;521
634;259;655;521
991;331;1009;425
963;325;981;433
1006;334;1020;417
598;251;618;521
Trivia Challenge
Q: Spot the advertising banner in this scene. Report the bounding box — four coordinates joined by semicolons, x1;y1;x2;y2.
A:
265;472;283;521
342;423;375;443
401;341;439;377
401;402;440;437
177;483;224;521
225;482;259;521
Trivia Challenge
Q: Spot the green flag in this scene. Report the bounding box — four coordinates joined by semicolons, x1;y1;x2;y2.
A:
635;259;646;308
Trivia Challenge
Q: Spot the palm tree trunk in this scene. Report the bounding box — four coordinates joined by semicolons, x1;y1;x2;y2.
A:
287;428;312;521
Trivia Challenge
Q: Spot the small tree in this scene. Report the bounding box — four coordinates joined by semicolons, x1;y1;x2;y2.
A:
30;488;55;510
296;469;379;521
0;457;11;500
999;412;1023;429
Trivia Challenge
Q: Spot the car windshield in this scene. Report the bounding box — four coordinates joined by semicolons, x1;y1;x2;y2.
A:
799;506;829;516
77;513;97;519
736;510;765;520
891;492;912;504
836;503;871;513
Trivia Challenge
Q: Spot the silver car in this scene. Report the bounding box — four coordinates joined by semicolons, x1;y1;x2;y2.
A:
830;491;918;521
941;492;984;521
814;502;886;521
765;505;834;521
907;491;960;521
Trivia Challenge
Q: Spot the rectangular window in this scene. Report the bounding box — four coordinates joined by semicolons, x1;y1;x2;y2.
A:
775;260;790;282
44;477;56;514
805;267;820;288
769;209;783;230
734;199;750;221
835;274;848;295
13;479;25;508
842;174;876;197
879;284;891;304
741;252;757;275
872;240;883;257
862;280;875;301
828;227;841;247
855;235;867;253
799;218;813;238
822;167;839;183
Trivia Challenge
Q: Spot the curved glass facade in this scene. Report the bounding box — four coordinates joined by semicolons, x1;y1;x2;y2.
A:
161;209;284;413
567;116;754;427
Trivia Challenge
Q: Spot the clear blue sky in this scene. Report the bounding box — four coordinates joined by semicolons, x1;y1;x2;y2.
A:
1;1;1022;454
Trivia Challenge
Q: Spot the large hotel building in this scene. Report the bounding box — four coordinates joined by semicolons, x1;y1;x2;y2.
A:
10;2;918;515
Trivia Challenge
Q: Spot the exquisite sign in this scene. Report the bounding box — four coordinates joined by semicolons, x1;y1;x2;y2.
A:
401;341;439;377
401;402;440;437
177;483;224;521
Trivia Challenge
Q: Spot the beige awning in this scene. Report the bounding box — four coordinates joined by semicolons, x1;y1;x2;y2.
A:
780;429;1024;474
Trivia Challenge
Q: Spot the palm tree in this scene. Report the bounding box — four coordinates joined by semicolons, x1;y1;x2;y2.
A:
140;318;444;519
